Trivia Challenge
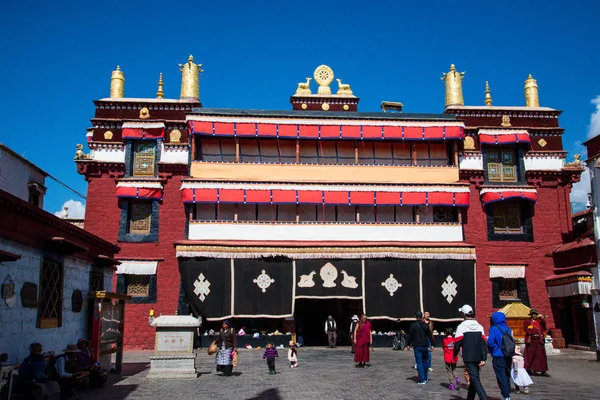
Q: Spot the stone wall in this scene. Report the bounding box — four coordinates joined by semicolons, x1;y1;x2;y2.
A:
0;146;46;204
0;238;112;363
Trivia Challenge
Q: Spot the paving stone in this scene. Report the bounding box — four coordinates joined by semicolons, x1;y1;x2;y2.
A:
80;347;600;400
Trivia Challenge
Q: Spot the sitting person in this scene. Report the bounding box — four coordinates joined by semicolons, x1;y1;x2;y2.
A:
76;338;106;387
18;343;60;400
50;344;80;399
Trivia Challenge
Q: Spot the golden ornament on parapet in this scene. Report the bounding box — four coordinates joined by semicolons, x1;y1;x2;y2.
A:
464;136;475;150
537;138;547;148
74;144;90;160
301;103;308;110
336;79;353;95
321;103;330;111
343;104;349;111
104;130;114;140
295;78;312;96
314;65;334;95
501;115;511;127
170;129;182;143
139;107;150;119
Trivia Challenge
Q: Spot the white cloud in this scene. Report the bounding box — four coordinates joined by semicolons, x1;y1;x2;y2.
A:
570;167;591;212
54;200;86;219
588;96;600;138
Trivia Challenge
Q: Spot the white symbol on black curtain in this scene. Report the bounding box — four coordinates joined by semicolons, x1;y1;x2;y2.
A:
253;270;275;293
340;270;358;289
298;271;316;288
441;275;458;303
193;273;211;302
381;274;401;296
320;262;338;288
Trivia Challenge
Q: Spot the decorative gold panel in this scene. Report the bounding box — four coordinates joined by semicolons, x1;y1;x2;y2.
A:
129;201;152;234
133;142;156;176
127;275;150;297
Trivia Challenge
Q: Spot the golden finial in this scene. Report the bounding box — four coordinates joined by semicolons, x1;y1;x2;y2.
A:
524;74;540;107
179;54;203;101
156;73;164;99
110;65;125;98
441;64;465;107
484;81;492;106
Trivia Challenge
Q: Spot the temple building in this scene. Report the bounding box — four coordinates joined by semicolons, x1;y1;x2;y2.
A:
76;58;582;348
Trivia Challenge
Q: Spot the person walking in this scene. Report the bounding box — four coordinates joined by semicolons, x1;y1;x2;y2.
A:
442;327;460;391
350;315;359;354
454;305;488;400
263;343;279;375
488;312;514;400
523;309;549;376
423;311;434;372
406;311;434;384
353;314;372;367
214;320;237;376
324;315;337;348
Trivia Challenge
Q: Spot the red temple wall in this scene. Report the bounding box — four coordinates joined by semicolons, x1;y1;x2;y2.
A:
465;185;571;331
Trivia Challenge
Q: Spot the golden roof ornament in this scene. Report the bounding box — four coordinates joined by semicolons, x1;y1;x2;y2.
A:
179;54;203;101
441;64;465;107
314;65;334;95
156;73;164;99
501;114;511;127
524;74;540;107
336;79;353;96
484;81;493;106
110;65;125;98
295;77;312;96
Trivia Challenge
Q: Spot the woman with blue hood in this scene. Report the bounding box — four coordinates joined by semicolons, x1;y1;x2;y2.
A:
488;312;513;400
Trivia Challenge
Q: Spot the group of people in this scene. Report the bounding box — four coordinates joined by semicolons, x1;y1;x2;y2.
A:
17;339;107;400
405;304;549;400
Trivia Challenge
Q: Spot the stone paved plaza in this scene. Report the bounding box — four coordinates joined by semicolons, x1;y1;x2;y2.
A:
82;347;600;400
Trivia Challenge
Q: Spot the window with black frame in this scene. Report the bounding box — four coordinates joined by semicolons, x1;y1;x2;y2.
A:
484;146;519;183
486;199;533;242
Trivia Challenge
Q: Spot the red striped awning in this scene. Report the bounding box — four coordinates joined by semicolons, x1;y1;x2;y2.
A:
188;120;464;141
116;182;163;200
181;187;470;207
122;122;165;140
478;129;530;145
480;188;537;205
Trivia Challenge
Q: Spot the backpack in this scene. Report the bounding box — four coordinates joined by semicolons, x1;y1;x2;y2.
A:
392;331;406;350
496;326;515;357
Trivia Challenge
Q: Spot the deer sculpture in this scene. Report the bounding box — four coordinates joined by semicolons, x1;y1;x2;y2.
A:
336;79;353;95
295;77;312;95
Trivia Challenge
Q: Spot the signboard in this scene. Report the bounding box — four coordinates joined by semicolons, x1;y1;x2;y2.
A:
155;331;193;353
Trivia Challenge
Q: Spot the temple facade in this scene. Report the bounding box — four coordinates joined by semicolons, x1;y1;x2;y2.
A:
77;58;582;348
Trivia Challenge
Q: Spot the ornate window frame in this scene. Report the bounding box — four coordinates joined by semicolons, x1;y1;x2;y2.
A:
38;259;64;329
118;199;159;242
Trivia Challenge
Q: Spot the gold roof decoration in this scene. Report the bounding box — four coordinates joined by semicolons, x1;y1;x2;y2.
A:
110;65;125;98
293;65;356;98
497;302;531;319
484;81;492;106
441;64;465;107
179;54;203;101
156;73;164;99
524;74;540;107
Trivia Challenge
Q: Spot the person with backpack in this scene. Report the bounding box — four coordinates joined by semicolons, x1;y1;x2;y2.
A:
488;311;514;400
454;305;488;400
405;311;434;384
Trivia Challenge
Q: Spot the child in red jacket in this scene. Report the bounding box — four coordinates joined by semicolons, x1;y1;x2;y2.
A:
443;327;460;391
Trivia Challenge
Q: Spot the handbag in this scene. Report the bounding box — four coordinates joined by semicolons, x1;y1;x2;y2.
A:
232;351;239;367
208;341;218;355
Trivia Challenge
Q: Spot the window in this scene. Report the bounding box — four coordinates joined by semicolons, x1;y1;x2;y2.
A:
38;259;63;329
492;202;522;233
486;148;518;182
133;142;156;176
433;207;456;223
126;275;150;297
129;201;152;234
416;143;450;166
498;279;519;301
492;278;530;308
89;271;104;292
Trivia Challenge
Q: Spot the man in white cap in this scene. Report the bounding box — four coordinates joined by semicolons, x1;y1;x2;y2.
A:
454;305;488;400
350;315;359;353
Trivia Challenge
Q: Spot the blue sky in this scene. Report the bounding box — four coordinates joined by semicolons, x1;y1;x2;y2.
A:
1;1;599;216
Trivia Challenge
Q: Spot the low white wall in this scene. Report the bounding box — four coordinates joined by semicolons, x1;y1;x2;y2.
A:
524;156;564;171
0;238;113;363
90;145;125;163
459;153;483;170
160;144;189;164
188;222;463;242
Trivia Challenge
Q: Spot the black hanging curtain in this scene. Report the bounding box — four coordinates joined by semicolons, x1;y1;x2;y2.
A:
295;259;362;298
364;259;420;320
421;259;475;320
179;258;232;320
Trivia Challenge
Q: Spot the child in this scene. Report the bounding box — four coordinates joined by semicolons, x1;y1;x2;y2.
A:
442;327;460;391
263;343;279;375
512;345;533;394
288;341;298;368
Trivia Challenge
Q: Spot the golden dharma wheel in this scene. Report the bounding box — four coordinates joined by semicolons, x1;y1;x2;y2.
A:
314;65;334;86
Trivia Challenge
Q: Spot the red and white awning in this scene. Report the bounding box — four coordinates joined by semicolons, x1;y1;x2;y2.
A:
181;183;470;207
489;265;526;279
480;188;537;205
122;122;165;140
546;272;593;298
116;260;159;275
478;129;530;145
188;118;464;141
116;181;163;200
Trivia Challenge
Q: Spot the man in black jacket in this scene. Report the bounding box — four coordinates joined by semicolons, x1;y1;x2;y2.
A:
406;311;434;384
454;305;488;400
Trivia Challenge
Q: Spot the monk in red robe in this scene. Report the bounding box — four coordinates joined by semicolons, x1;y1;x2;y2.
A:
523;308;549;376
353;314;372;368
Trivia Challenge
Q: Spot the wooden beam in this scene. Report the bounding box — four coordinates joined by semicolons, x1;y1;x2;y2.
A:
452;141;458;166
235;138;240;162
411;143;417;166
296;139;300;163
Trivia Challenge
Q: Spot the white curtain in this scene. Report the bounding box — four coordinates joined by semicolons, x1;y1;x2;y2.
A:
257;204;275;220
317;205;336;222
237;204;256;221
396;206;414;222
376;206;395;222
416;206;434;222
337;206;356;222
277;204;297;221
359;206;375;222
298;204;317;221
219;203;236;221
195;204;216;220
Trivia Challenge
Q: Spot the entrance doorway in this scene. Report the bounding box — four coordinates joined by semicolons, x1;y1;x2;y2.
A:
294;299;362;346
